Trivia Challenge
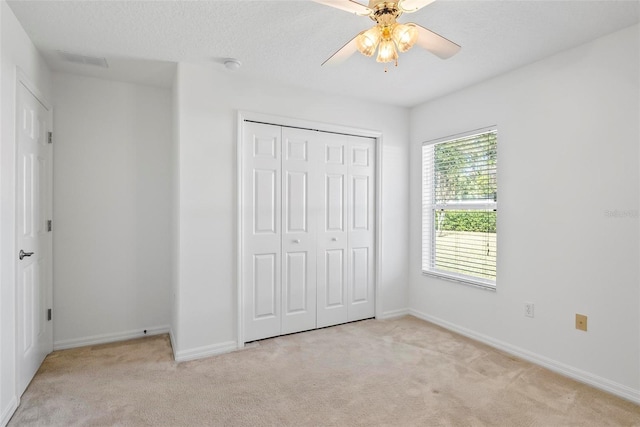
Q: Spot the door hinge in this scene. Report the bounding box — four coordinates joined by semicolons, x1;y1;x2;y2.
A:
48;132;53;144
47;308;52;321
47;220;52;232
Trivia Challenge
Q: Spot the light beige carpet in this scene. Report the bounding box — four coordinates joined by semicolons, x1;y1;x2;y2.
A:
9;316;640;426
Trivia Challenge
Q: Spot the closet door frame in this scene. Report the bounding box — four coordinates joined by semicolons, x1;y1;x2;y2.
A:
236;111;383;348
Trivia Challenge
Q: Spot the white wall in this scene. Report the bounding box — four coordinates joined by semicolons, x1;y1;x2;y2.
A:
173;63;410;359
0;1;52;424
409;24;639;402
51;73;173;349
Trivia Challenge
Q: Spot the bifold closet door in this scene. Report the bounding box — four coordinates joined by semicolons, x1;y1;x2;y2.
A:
243;121;376;342
280;128;320;335
316;134;376;325
243;122;282;342
316;132;349;328
243;124;323;340
346;136;376;321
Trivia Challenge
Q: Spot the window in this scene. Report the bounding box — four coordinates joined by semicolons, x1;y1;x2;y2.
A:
422;128;497;289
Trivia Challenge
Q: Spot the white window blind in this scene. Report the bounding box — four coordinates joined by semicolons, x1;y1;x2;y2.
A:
422;128;497;289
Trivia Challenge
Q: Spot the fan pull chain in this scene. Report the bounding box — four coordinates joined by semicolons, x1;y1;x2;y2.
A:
384;59;399;73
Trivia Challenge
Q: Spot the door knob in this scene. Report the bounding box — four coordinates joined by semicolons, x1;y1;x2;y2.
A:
293;239;301;244
19;250;34;260
332;238;338;242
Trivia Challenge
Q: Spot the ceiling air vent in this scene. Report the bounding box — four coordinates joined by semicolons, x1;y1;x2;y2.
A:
58;51;109;68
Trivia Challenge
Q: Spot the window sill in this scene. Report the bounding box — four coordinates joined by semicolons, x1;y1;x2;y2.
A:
422;270;496;292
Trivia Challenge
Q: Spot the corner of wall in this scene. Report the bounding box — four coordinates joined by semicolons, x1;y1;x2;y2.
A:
173;340;238;363
168;328;178;362
1;2;53;423
170;63;181;358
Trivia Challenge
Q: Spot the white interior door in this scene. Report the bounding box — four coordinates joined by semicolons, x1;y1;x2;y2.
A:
243;122;282;342
347;136;376;321
16;81;53;395
280;128;319;335
316;133;349;328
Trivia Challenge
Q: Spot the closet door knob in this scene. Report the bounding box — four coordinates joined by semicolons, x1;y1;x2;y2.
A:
293;239;301;244
332;238;338;242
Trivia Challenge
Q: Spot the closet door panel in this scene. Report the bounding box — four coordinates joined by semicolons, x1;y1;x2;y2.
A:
317;134;349;328
284;252;307;312
285;171;308;232
324;249;345;306
281;128;318;335
326;174;344;231
254;169;278;234
351;247;370;303
347;136;376;321
243;122;282;341
253;253;278;317
352;175;370;230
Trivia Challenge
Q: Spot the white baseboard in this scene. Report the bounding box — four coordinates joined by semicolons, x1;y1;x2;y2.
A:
379;308;410;319
174;340;238;362
1;396;18;427
53;325;171;351
409;309;640;404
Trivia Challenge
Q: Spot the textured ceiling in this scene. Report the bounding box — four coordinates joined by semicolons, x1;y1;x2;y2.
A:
7;0;640;107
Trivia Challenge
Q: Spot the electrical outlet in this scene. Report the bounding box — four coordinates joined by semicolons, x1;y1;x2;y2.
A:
576;314;587;331
525;302;535;318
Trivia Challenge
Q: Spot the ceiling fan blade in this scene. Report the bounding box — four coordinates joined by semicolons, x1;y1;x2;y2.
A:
322;35;359;66
411;23;461;59
398;0;436;13
312;0;372;16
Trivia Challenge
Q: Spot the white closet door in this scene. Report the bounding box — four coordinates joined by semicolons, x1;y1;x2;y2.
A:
243;122;282;342
347;136;376;321
280;128;319;335
242;121;376;342
316;133;349;328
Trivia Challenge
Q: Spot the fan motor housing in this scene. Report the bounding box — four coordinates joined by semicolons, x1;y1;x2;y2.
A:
369;1;402;23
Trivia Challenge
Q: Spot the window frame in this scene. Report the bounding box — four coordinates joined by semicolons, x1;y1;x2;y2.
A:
421;126;498;291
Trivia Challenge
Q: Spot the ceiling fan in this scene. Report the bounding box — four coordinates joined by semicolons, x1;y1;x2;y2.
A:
314;0;460;69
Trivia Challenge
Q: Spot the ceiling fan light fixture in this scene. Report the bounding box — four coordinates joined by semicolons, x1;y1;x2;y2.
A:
393;23;418;52
376;38;398;63
356;27;381;57
318;0;460;68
